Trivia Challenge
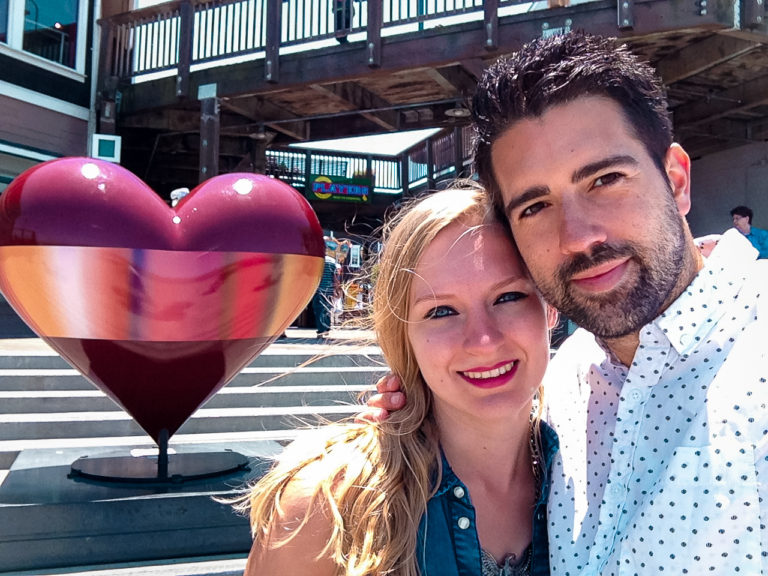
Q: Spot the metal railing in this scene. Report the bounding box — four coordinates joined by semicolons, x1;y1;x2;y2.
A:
100;0;561;84
266;125;474;196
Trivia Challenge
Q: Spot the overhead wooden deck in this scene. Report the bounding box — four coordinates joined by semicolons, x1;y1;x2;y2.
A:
98;0;768;227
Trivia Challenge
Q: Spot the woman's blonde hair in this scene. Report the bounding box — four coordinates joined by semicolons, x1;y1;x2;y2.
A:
237;181;516;575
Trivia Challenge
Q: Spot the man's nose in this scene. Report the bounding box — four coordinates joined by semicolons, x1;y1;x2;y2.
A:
558;197;608;255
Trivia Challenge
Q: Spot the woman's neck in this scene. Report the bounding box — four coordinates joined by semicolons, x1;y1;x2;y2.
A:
435;405;533;487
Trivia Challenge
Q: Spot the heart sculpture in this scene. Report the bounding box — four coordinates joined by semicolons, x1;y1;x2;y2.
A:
0;157;325;444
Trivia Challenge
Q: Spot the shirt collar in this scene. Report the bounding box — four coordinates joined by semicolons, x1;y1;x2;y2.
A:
657;229;757;356
434;421;559;497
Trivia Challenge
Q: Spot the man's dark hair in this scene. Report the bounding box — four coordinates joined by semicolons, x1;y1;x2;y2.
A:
730;205;753;224
471;31;673;214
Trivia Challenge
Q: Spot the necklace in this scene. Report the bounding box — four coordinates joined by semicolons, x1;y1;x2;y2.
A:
481;545;532;576
529;417;543;500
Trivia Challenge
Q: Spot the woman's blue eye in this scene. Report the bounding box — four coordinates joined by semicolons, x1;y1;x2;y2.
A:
496;292;525;304
425;306;455;319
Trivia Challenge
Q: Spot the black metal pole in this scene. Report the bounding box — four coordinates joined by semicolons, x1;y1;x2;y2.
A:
157;428;169;479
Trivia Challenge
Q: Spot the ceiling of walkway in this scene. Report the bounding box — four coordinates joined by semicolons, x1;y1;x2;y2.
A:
114;0;768;188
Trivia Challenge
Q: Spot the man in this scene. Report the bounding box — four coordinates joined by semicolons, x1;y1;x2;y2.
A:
372;32;768;574
731;205;768;258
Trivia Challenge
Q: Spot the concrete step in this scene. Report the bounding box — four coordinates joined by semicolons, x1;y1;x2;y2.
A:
0;404;362;441
0;383;373;413
0;365;386;391
0;348;383;370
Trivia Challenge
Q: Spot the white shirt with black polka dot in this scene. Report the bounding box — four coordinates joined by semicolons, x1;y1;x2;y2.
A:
544;229;768;575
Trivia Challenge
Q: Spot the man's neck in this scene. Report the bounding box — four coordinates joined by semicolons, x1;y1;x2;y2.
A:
602;242;704;367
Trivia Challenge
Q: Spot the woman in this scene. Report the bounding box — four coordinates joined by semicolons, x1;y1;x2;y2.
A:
236;183;559;576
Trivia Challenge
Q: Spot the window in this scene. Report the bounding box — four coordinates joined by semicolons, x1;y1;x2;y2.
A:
0;0;86;73
0;0;8;43
23;0;78;67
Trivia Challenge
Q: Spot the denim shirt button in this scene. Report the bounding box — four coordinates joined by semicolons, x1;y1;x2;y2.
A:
457;517;471;530
453;486;465;499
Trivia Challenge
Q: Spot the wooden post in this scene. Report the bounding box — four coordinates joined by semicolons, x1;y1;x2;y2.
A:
265;0;282;83
199;85;220;184
401;153;409;196
483;0;499;51
367;0;382;68
426;140;435;191
177;0;193;98
304;149;313;195
97;18;118;135
97;18;115;93
453;126;464;179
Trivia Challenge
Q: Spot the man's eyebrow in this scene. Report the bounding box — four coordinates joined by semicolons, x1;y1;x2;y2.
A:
504;185;549;219
504;154;640;219
572;155;638;184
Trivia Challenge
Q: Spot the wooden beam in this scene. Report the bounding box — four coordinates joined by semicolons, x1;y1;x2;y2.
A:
428;64;480;97
656;34;759;84
265;0;281;83
121;109;201;131
176;0;193;99
199;97;220;183
309;83;399;130
673;74;768;127
367;0;383;68
220;97;308;141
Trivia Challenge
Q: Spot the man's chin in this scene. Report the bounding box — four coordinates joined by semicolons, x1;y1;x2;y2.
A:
558;296;651;339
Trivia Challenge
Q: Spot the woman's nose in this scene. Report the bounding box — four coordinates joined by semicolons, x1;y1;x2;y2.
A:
463;310;504;352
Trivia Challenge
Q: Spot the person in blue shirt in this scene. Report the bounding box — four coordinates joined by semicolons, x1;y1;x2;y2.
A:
730;205;768;258
236;183;559;576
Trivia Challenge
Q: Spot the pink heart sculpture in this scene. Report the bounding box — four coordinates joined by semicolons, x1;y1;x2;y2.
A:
0;157;325;443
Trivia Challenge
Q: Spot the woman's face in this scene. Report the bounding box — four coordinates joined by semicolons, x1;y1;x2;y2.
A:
406;220;556;426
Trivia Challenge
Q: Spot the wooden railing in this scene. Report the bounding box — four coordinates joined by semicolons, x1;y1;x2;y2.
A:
99;0;563;89
266;124;474;196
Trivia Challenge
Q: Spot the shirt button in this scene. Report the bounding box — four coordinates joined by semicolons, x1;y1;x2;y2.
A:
457;517;471;530
630;389;642;401
453;486;465;499
611;484;624;497
680;333;691;346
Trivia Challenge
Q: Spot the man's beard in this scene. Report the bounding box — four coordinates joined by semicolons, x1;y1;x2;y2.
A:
535;209;687;339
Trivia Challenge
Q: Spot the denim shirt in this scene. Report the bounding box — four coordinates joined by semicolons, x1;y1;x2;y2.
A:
416;421;559;576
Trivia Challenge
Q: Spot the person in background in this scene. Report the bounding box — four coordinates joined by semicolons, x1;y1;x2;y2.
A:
369;31;768;574
312;236;341;338
236;184;559;576
333;0;354;44
730;205;768;258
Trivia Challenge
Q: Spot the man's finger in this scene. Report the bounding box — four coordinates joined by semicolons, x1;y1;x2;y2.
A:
355;407;389;424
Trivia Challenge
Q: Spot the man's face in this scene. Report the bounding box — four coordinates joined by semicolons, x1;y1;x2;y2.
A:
732;213;751;235
490;96;692;339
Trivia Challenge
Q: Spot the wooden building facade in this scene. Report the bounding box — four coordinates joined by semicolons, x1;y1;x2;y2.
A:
0;0;97;191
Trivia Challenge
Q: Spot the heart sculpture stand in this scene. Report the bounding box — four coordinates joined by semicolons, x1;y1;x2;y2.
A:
0;158;325;484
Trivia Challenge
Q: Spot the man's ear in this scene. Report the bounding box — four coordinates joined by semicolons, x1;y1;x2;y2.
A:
546;305;559;331
666;143;691;217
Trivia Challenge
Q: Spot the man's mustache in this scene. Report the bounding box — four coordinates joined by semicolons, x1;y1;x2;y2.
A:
558;243;637;282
